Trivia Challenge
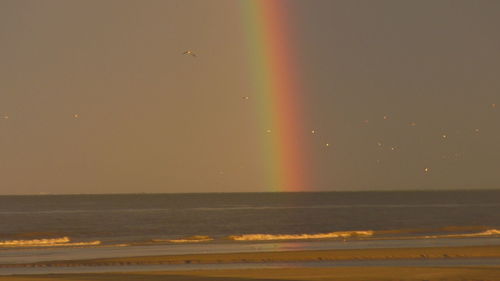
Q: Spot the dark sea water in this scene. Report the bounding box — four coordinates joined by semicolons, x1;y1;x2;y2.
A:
1;190;499;245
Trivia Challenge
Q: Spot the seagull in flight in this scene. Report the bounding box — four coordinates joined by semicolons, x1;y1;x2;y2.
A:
183;50;197;57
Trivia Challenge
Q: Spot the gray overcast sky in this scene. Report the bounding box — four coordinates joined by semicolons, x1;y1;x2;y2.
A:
1;0;499;194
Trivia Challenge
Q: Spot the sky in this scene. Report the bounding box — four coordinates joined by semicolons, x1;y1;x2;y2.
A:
1;0;499;194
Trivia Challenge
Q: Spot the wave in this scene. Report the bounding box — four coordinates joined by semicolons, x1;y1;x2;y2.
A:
152;235;214;243
423;229;500;239
227;227;500;242
2;227;497;249
229;230;374;241
0;237;101;248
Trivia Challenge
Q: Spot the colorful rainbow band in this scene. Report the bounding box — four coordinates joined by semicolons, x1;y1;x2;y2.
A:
240;0;310;191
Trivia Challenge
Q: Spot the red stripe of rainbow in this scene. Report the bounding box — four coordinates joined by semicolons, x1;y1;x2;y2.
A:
240;0;309;191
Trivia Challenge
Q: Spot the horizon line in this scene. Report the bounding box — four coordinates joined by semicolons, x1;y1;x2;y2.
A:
1;188;499;196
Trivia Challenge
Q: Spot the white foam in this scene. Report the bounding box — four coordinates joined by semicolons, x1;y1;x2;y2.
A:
423;229;500;239
153;236;214;243
479;229;500;235
229;230;374;241
0;237;101;248
166;238;214;243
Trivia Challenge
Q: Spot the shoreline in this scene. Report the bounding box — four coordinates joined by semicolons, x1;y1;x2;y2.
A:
2;245;499;268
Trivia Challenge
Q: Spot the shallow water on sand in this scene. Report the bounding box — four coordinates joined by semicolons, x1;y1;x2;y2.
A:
2;258;500;276
1;237;499;265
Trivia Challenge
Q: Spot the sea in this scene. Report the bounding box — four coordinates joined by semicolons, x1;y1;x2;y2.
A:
1;190;499;274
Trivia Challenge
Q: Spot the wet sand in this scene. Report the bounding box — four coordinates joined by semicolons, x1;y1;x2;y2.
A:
1;245;499;268
1;267;500;281
1;245;499;280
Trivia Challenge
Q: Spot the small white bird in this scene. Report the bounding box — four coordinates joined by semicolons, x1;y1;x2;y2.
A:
183;50;197;57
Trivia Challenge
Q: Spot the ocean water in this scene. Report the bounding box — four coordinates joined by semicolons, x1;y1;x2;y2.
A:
1;190;499;247
1;190;499;273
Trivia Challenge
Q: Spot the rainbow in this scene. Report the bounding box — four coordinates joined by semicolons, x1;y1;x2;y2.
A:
240;1;310;191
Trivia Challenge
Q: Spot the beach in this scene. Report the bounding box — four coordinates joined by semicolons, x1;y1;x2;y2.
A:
3;0;500;278
1;245;499;280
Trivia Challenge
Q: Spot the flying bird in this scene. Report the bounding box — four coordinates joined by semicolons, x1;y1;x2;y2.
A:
183;50;197;57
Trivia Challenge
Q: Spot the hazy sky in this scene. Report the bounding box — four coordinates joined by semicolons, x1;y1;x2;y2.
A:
1;0;500;194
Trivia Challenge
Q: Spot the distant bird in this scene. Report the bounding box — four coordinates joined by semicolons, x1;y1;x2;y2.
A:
242;96;249;100
183;50;197;57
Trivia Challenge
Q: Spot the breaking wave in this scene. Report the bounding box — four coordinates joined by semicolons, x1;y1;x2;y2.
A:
1;227;497;249
423;229;500;239
229;230;374;241
152;235;214;243
0;237;101;248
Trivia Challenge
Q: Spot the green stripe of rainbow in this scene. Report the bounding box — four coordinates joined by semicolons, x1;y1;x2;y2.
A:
240;0;309;191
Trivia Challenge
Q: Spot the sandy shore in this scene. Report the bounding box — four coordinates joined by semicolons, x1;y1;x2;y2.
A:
1;267;500;281
0;245;499;280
